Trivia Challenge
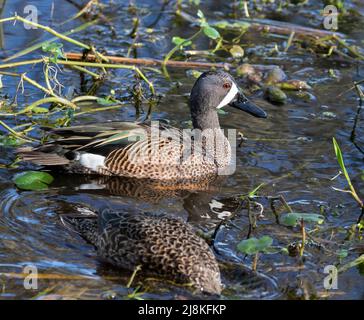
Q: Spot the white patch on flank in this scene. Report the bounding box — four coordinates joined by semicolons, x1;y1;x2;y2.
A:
216;82;238;109
209;199;224;210
78;183;106;190
79;153;106;172
209;199;232;219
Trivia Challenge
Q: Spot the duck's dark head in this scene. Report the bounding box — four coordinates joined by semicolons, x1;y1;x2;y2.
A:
190;70;267;130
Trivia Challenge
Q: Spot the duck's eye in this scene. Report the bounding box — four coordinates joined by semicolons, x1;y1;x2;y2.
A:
223;83;231;89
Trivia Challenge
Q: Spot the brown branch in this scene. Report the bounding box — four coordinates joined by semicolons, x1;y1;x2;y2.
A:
65;52;277;71
178;10;345;39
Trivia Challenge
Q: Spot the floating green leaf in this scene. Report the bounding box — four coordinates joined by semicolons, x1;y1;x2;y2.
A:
13;171;54;191
280;212;325;227
237;236;273;255
31;106;49;114
265;86;287;104
337;249;348;260
42;42;65;63
186;70;202;79
172;37;192;48
97;97;118;106
229;45;244;59
214;21;250;31
0;135;22;147
203;26;220;40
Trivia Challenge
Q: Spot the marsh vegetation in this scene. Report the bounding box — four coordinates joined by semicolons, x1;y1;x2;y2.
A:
0;0;363;300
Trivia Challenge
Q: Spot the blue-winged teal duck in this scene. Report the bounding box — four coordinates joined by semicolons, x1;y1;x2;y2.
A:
17;71;267;181
61;209;222;295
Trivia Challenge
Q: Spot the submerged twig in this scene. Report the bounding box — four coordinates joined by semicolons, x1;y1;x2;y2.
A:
350;81;364;155
300;219;306;257
66;52;229;69
65;52;278;71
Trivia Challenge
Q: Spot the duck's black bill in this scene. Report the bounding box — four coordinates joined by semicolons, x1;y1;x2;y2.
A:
229;93;267;118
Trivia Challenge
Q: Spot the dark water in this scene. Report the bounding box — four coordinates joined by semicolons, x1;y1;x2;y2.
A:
0;0;363;299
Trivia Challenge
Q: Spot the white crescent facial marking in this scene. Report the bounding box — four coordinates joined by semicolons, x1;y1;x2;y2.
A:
79;153;106;172
216;82;238;109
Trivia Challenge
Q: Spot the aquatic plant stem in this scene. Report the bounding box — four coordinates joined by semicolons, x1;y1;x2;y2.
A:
0;59;43;69
350;81;364;156
71;96;100;103
0;16;91;50
2;20;100;62
66;51;237;69
0;58;155;95
44;64;54;95
332;35;364;61
358;207;364;224
333;138;364;210
21;97;77;114
74;105;125;116
252;252;259;272
300;219;306;257
0;120;36;142
69;65;101;79
0;71;57;97
162;29;203;76
177;10;344;38
59;0;98;26
54;59;154;94
126;265;142;288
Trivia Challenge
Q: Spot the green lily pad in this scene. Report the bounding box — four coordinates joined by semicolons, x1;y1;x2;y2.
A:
281;212;325;227
337;249;348;260
172;37;192;48
0;135;22;147
42;42;65;63
237;236;273;255
230;45;244;59
186;70;202;79
13;171;54;191
214;21;250;31
265;86;287;104
31;106;49;114
203;26;220;40
97;97;118;106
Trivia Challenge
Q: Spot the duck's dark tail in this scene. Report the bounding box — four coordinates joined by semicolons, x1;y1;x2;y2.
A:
16;146;71;166
15;122;145;168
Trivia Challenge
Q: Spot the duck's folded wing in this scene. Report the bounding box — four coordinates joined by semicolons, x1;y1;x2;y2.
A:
16;122;149;167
